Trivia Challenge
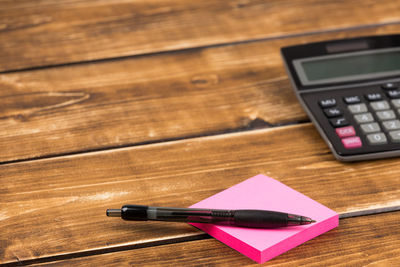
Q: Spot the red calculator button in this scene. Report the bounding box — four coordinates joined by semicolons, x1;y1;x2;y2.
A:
336;126;356;138
341;136;362;149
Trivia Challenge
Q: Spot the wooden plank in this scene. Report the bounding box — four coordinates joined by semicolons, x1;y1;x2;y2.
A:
2;24;400;163
1;0;400;71
1;124;400;264
33;211;400;266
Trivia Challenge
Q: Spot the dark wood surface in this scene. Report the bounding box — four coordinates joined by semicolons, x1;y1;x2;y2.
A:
2;24;400;163
1;0;400;266
35;212;400;266
1;0;400;72
2;124;400;264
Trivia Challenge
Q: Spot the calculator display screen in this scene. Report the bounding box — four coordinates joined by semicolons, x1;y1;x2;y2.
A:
293;48;400;85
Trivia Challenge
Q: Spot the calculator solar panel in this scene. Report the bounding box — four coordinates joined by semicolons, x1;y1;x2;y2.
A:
281;35;400;161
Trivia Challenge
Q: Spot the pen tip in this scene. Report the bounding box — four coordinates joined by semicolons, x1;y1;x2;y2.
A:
106;209;121;217
301;217;316;225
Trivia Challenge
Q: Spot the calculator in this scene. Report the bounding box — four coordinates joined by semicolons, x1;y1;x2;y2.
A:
281;34;400;161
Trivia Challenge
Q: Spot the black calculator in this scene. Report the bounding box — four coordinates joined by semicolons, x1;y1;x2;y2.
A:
281;34;400;161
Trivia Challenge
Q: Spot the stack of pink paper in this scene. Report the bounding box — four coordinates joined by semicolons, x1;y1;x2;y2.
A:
189;174;338;263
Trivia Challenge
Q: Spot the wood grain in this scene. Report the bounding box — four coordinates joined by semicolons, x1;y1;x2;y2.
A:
33;211;400;266
1;0;400;72
1;124;400;264
2;24;400;163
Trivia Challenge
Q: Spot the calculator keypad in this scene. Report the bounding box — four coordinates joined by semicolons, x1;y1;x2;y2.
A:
343;96;361;104
302;81;400;157
370;101;389;111
376;110;396;120
319;99;336;108
329;117;349;127
382;120;400;131
389;130;400;142
367;133;387;145
386;90;400;99
354;113;373;123
391;99;400;108
335;126;356;138
341;136;362;149
345;88;399;147
348;103;367;114
365;93;383;101
360;123;380;134
382;82;399;90
324;107;343;117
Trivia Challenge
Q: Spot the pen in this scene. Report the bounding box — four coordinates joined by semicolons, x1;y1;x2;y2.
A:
106;205;316;228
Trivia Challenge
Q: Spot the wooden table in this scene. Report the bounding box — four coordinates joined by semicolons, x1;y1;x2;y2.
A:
1;1;400;265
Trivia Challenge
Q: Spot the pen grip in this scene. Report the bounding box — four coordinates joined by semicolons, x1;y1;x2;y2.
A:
121;205;148;221
233;210;288;228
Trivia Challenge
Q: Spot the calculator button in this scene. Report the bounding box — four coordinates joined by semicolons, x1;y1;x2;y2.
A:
370;101;389;111
319;99;336;108
391;99;400;108
366;133;387;145
343;96;361;104
323;107;342;117
329;117;349;127
335;126;356;138
354;113;374;124
389;130;400;142
382;120;400;131
365;93;383;101
341;136;362;149
382;82;399;90
348;103;367;114
386;90;400;99
376;110;396;120
360;123;381;134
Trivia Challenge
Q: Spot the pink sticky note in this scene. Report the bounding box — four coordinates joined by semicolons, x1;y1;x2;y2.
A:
189;174;338;263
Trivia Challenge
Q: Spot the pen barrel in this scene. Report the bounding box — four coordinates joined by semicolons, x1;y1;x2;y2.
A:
117;205;312;227
233;210;288;228
119;205;235;224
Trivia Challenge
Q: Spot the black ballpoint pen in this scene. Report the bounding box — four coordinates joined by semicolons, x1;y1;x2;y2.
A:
106;205;316;228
